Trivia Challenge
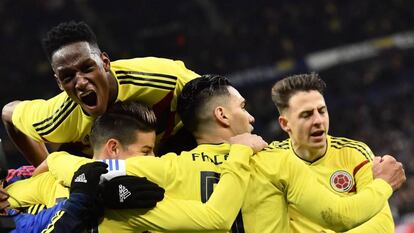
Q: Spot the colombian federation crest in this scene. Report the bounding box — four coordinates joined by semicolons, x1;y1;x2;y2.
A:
330;170;353;192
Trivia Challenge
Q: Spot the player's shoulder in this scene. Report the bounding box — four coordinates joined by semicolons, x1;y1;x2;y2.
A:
253;140;291;173
49;150;81;160
266;139;290;151
160;152;180;159
329;136;370;150
112;57;184;68
111;57;194;83
329;135;373;159
140;152;181;164
255;139;290;159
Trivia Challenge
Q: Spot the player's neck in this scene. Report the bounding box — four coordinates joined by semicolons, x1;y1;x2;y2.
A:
92;148;106;160
292;143;326;162
195;128;231;145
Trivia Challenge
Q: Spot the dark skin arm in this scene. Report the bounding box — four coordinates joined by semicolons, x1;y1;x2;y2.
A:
2;101;48;166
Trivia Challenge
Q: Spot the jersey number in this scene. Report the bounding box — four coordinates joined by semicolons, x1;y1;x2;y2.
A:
200;171;245;233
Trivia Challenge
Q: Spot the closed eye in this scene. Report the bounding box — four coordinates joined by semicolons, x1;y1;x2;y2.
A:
300;111;313;118
318;106;327;114
141;148;154;156
60;74;74;84
83;65;95;73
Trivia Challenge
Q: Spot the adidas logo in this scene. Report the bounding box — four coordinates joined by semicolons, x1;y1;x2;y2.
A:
74;173;87;183
119;184;131;203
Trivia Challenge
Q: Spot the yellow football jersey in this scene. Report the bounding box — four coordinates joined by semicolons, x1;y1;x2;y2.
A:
17;144;253;232
12;57;198;154
241;144;393;233
48;143;393;233
275;136;394;233
6;172;69;209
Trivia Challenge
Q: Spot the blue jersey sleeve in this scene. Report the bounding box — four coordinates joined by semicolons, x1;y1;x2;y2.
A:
11;193;99;233
11;201;64;233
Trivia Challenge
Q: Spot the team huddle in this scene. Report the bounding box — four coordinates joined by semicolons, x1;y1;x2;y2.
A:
0;21;406;233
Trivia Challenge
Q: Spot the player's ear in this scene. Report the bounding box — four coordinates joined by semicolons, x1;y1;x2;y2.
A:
101;52;111;72
278;115;290;133
105;138;120;159
214;106;230;127
54;74;64;91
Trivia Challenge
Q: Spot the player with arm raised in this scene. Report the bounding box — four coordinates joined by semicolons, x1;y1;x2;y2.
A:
2;21;199;166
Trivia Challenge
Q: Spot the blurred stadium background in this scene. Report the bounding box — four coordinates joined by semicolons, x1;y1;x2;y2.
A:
0;0;413;230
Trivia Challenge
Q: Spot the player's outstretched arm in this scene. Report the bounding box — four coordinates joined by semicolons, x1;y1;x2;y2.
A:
2;101;48;166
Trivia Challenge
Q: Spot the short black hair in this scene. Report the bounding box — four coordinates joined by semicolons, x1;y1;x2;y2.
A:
42;21;99;61
89;101;157;151
177;74;232;133
271;72;326;113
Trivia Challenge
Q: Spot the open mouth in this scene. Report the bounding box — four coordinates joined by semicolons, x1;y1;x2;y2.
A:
80;91;98;107
311;130;324;137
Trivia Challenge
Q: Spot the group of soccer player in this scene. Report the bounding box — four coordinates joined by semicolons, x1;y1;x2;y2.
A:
0;21;406;232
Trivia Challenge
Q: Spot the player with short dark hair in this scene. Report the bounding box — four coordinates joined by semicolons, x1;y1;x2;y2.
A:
89;100;157;156
2;21;198;166
178;74;233;133
271;72;326;113
271;73;394;232
2;101;164;232
6;99;266;232
42;21;99;62
6;101;161;209
48;74;405;232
